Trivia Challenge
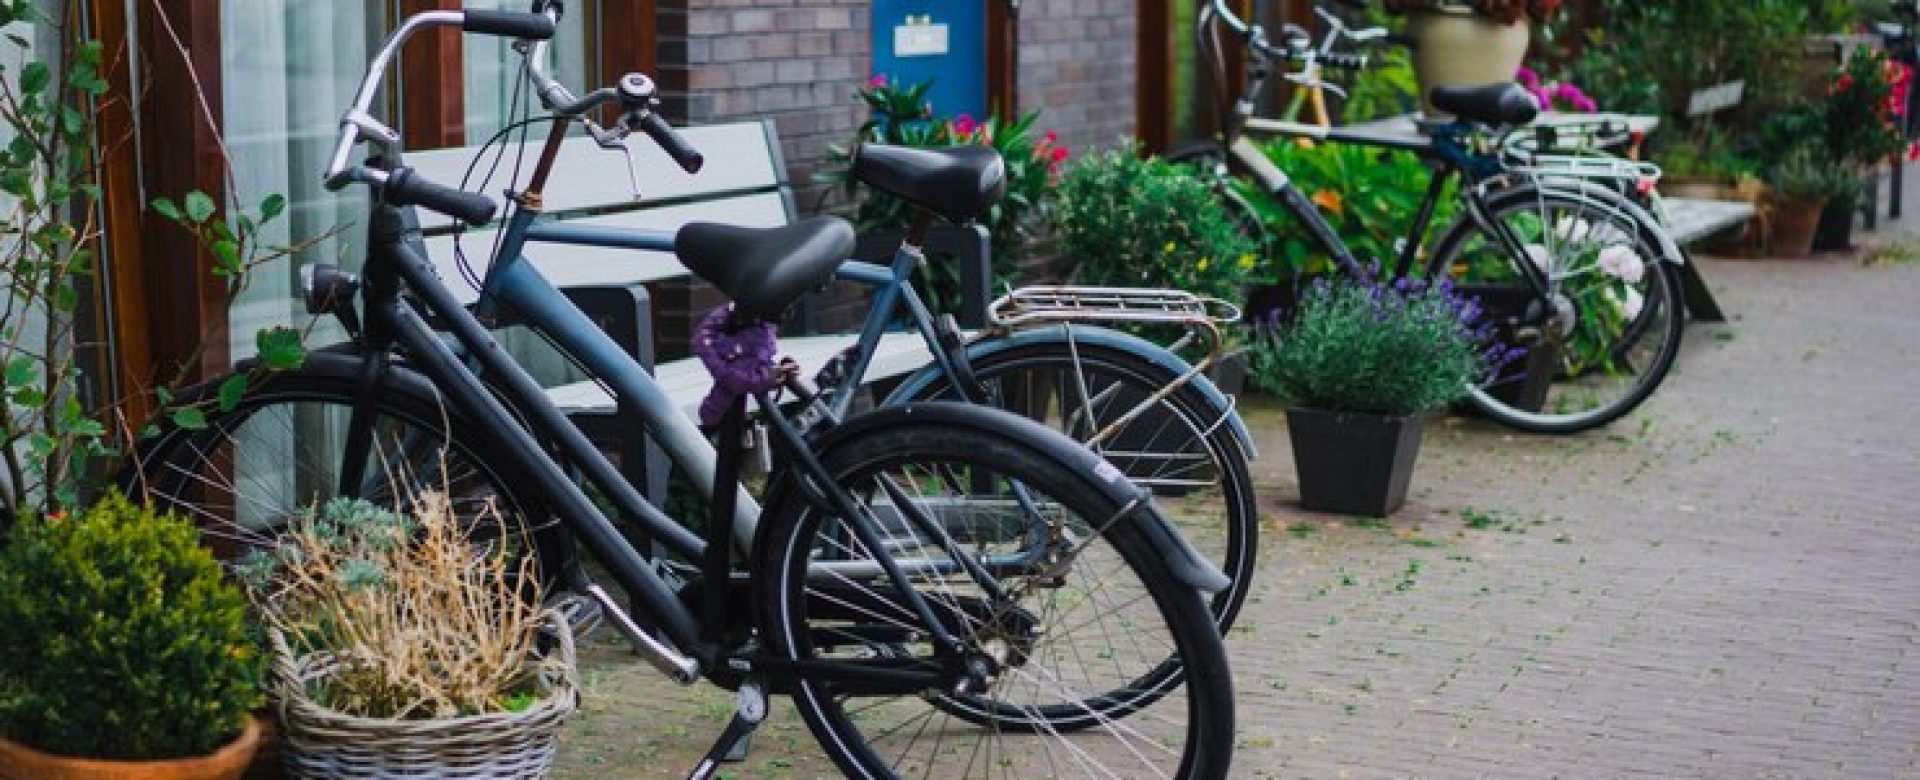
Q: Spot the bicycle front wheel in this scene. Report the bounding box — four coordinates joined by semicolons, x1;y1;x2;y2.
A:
756;403;1236;780
121;359;567;583
897;338;1259;634
1429;183;1685;433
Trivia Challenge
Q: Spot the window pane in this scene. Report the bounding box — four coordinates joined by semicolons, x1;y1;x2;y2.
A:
463;0;593;142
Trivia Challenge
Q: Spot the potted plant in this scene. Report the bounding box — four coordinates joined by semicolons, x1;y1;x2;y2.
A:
1250;275;1494;516
1762;150;1833;257
0;492;263;780
1383;0;1562;119
243;493;577;779
1815;49;1910;252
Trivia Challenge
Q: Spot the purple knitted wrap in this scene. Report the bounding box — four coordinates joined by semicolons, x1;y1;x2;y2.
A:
693;304;782;427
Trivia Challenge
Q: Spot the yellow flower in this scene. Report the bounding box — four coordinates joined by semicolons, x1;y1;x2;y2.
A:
1238;254;1256;270
1163;241;1177;254
1197;257;1212;271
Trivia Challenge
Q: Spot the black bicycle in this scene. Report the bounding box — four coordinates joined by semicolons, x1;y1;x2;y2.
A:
1178;0;1687;434
122;10;1235;779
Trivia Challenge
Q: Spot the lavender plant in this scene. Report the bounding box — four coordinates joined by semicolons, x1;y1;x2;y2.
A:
1249;272;1506;416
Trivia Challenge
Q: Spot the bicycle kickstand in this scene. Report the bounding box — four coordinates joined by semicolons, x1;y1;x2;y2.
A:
686;676;769;780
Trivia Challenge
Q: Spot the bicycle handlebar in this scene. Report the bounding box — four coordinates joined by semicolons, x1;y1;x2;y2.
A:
324;9;553;191
1206;0;1377;72
521;5;703;174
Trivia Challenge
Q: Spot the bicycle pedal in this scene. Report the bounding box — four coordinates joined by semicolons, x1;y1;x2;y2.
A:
686;678;768;780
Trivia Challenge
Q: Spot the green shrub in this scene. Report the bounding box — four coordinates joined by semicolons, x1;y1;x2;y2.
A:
1249;276;1496;416
0;491;261;759
1235;140;1456;279
1055;144;1258;302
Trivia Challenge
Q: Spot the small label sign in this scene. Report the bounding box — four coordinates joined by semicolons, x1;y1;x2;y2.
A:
1687;81;1745;117
895;23;949;57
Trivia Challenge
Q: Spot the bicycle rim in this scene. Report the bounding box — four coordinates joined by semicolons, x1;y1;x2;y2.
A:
1431;185;1684;433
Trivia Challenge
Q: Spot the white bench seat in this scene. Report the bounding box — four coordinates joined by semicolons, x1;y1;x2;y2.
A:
1660;197;1757;247
544;330;957;418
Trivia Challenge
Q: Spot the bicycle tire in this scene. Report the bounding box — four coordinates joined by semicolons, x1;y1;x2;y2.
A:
755;403;1235;779
120;355;572;584
1428;182;1685;433
894;340;1259;634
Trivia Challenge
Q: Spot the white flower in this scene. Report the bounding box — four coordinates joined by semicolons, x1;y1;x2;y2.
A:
1597;244;1645;283
1524;243;1551;271
1622;286;1644;320
1555;216;1594;243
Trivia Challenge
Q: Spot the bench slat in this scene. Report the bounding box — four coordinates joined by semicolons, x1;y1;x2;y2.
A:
406;120;784;231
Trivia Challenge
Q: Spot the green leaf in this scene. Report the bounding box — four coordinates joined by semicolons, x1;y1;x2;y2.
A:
184;190;216;224
210;239;240;276
171;406;208;430
19;61;47;94
150;196;184;223
216;374;246;413
259;193;286;224
255;327;306;371
5;356;35;387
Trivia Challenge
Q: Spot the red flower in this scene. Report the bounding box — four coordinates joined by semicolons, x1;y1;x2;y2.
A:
1043;130;1059;145
1051;146;1069;162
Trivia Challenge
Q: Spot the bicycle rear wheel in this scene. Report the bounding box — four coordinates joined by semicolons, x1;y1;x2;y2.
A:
896;339;1259;634
755;403;1235;779
1428;183;1684;433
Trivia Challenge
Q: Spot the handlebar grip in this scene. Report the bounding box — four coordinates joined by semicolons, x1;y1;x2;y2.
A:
638;111;705;174
462;9;556;40
384;167;498;225
1331;0;1368;8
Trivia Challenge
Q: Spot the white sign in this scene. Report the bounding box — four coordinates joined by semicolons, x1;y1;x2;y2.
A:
1687;81;1746;117
895;23;949;57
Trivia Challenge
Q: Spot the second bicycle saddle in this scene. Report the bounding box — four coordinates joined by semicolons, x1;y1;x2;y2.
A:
851;143;1008;222
675;216;857;321
1430;82;1540;127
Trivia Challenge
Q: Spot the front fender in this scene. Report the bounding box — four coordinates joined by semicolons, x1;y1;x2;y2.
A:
882;324;1258;458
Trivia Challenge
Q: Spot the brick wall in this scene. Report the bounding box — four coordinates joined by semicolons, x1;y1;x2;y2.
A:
1017;0;1137;156
655;0;872;212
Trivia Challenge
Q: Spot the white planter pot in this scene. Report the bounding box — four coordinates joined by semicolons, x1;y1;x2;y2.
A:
1405;8;1531;120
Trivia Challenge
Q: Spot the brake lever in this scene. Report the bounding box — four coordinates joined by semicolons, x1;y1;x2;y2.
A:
583;117;644;200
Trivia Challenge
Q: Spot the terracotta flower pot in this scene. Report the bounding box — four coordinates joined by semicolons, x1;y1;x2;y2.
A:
0;715;261;780
1767;198;1827;258
1405;8;1531;120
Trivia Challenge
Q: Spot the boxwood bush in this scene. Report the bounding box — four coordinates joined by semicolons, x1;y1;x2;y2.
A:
0;492;261;759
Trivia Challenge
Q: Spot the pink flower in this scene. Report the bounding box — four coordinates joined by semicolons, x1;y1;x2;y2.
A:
1598;245;1646;284
954;113;977;136
868;74;888;89
1516;66;1541;89
1043;130;1059;145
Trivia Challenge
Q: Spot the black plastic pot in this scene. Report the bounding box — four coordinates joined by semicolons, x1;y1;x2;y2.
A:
1285;407;1424;517
1812;192;1859;253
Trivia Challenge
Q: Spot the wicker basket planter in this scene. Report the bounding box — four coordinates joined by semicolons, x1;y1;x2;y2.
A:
268;611;578;780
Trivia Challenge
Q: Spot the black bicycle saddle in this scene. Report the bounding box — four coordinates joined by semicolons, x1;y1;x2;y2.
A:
1431;83;1540;126
851;144;1008;222
675;216;857;321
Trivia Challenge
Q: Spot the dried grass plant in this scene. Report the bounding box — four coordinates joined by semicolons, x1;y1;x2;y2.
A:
243;491;550;720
